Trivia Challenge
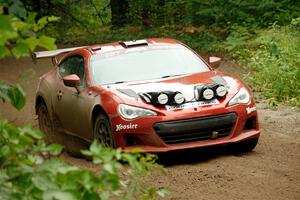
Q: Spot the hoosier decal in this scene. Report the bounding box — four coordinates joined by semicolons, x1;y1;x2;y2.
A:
116;123;138;131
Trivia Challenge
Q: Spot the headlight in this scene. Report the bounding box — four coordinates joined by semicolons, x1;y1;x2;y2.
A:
118;104;157;119
228;88;250;106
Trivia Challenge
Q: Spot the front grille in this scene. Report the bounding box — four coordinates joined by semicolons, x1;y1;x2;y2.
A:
153;113;237;144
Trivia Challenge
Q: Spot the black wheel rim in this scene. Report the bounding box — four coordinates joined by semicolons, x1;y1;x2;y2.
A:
95;120;113;147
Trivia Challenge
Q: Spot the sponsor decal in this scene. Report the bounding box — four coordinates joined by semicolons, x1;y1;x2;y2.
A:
116;123;138;131
165;99;220;111
246;106;257;114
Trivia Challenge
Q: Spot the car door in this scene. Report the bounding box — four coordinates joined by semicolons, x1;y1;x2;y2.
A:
53;54;92;138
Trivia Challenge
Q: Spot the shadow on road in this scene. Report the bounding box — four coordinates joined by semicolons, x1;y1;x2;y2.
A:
156;145;257;166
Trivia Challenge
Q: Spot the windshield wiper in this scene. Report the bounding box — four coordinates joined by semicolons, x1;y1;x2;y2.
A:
161;74;182;78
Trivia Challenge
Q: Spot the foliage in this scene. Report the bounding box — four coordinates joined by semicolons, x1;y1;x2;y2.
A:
223;18;300;107
0;81;25;110
189;0;300;27
0;0;58;58
123;0;300;27
0;120;168;200
35;0;300;30
0;0;58;108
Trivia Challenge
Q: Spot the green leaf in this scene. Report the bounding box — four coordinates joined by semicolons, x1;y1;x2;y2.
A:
38;35;56;50
47;16;60;22
0;145;11;158
19;124;44;139
0;46;10;58
0;15;14;32
0;83;26;110
34;16;48;31
43;191;78;200
12;19;28;31
8;0;27;18
24;37;39;50
82;191;101;200
36;159;65;173
84;141;102;156
12;84;26;110
56;165;79;174
11;40;30;58
128;148;144;154
32;175;59;191
0;16;17;46
103;163;114;174
45;144;64;155
26;12;37;24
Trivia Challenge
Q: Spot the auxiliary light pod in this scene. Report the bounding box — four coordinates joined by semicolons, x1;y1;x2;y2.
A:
139;91;185;106
194;83;228;101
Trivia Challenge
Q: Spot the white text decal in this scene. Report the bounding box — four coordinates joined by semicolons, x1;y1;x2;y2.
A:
116;123;138;131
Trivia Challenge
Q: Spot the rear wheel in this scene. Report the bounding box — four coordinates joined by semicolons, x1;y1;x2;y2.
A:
229;137;259;153
37;101;54;142
94;114;114;147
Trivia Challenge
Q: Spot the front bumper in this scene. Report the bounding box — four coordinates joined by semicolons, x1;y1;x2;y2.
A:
124;129;260;152
111;102;260;152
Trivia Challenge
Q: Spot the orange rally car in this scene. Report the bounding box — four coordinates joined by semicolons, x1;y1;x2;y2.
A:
34;38;260;152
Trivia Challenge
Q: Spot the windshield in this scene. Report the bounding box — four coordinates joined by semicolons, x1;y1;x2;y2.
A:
90;44;210;85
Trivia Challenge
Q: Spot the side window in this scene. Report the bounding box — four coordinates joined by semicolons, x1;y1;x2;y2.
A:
59;55;87;87
59;57;71;77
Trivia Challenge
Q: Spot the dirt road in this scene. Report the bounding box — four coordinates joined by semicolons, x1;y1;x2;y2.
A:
0;56;299;200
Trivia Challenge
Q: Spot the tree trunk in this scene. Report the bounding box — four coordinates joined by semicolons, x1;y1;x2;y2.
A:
110;0;129;27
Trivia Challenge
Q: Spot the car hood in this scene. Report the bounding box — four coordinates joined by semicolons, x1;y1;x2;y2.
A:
105;70;245;108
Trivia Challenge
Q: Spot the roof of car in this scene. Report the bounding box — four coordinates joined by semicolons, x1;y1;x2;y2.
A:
91;38;179;47
88;38;181;54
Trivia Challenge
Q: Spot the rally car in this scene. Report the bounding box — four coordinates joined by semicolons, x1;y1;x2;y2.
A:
34;38;260;152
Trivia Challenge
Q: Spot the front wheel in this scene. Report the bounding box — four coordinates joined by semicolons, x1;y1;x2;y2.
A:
229;137;259;153
94;114;114;147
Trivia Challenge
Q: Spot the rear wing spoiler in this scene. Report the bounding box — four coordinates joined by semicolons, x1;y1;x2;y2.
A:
32;46;87;64
32;40;149;64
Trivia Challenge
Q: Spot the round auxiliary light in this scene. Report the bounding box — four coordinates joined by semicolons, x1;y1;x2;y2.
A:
202;88;214;100
216;85;227;97
157;93;169;105
174;92;185;104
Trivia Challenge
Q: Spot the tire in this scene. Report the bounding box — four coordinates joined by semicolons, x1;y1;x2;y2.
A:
229;137;259;153
94;114;114;147
37;101;54;142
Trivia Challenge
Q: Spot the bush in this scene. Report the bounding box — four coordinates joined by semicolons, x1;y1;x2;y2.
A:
223;18;300;107
0;120;168;200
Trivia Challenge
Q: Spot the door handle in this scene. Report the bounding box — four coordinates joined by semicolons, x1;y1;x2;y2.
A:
57;90;63;100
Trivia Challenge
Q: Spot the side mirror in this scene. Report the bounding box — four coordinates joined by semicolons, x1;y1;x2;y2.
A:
63;74;81;88
209;56;221;69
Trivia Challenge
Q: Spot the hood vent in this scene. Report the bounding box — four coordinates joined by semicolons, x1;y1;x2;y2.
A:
119;39;148;48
